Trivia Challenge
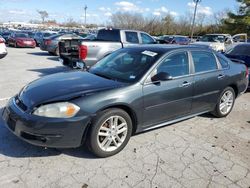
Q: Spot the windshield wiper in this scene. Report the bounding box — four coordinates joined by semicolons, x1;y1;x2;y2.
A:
93;72;116;81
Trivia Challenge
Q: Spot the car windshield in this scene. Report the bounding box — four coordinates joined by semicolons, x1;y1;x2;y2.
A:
200;35;226;43
89;48;164;83
226;45;250;56
15;33;29;38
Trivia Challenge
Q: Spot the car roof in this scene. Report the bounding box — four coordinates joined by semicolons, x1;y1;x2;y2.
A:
125;44;213;53
204;34;230;36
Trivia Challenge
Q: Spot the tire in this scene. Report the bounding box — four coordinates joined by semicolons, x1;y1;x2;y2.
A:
87;108;132;157
212;87;235;118
55;47;59;56
48;52;54;55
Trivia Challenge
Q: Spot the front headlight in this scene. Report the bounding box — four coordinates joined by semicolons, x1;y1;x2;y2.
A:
33;102;80;118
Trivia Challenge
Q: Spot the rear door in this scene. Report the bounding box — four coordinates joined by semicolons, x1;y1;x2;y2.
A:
143;50;194;127
190;50;225;113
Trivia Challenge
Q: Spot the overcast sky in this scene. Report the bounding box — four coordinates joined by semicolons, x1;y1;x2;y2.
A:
0;0;238;24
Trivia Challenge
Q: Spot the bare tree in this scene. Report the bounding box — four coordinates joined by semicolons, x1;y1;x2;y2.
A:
37;10;49;23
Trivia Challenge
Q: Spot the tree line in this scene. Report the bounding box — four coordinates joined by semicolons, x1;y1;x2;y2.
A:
33;0;249;37
110;0;249;36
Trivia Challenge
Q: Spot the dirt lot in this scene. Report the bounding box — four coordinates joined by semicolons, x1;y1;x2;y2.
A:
0;47;250;188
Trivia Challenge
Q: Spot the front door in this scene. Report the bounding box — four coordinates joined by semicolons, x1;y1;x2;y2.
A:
143;51;194;128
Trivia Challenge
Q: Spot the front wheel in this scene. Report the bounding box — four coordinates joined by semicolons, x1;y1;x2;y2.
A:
212;87;235;118
88;108;132;157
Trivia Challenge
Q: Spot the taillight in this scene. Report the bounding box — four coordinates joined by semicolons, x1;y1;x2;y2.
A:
246;66;249;78
0;38;4;43
45;39;52;45
79;45;88;60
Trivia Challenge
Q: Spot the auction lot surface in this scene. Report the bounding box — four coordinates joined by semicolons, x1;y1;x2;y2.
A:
0;47;250;188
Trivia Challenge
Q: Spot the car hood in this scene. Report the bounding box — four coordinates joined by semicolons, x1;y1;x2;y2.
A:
18;71;125;109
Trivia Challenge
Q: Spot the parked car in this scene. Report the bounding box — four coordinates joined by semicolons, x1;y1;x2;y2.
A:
2;45;248;157
194;33;247;52
34;31;57;46
0;35;6;43
189;36;202;43
224;43;250;89
8;33;36;48
59;28;156;69
40;33;82;56
158;35;189;45
1;32;11;44
0;36;7;59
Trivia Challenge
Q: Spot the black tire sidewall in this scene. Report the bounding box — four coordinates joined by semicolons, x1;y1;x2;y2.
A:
214;87;235;117
88;108;132;158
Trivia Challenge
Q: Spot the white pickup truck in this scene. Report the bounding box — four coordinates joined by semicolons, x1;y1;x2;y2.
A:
193;33;247;52
58;28;156;69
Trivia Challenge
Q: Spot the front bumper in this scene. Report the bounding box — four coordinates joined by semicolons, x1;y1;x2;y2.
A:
2;98;91;148
0;52;7;59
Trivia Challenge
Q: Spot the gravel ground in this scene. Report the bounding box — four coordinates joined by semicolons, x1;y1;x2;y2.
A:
0;47;249;188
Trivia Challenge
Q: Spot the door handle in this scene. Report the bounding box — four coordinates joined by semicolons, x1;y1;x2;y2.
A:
181;81;192;87
218;74;225;79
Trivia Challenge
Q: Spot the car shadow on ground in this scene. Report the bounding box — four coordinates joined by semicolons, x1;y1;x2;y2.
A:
0;108;96;159
27;52;52;56
28;67;72;77
47;56;59;61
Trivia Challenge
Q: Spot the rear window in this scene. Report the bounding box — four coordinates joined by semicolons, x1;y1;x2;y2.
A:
15;33;28;38
217;54;229;69
96;29;121;42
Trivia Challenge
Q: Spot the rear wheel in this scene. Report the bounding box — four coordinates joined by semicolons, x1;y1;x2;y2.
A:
212;87;235;118
55;47;59;56
87;108;132;157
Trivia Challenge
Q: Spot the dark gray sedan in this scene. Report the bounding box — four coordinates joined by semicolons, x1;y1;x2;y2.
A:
2;45;249;157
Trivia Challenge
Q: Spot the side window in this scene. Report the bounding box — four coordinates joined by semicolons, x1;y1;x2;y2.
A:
191;51;218;73
156;52;189;77
125;32;139;43
141;33;154;44
217;56;229;69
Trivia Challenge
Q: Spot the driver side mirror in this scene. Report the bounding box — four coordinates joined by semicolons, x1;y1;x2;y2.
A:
151;72;173;82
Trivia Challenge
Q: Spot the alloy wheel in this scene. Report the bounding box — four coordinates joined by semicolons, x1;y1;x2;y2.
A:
97;115;128;152
219;90;234;115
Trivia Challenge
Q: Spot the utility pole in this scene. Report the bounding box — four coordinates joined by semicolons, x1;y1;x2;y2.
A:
190;0;201;40
84;5;88;28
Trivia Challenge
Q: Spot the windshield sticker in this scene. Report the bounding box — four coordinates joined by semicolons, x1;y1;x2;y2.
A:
129;75;136;79
142;51;158;57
